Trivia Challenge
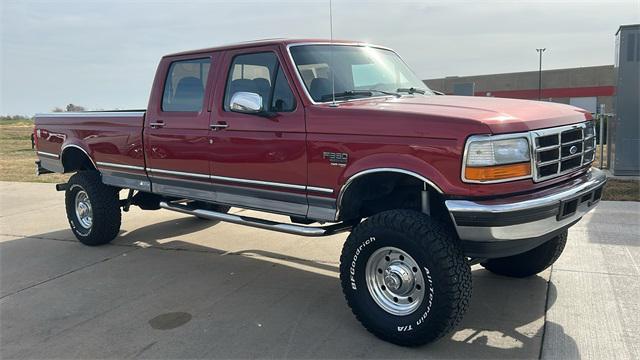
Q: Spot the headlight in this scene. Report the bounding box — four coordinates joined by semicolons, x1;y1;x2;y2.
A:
463;136;532;183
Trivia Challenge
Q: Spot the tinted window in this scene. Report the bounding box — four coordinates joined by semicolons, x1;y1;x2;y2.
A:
224;52;295;112
162;58;210;112
271;66;296;112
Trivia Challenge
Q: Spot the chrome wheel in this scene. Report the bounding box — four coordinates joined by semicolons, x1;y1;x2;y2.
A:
74;190;93;230
365;246;424;316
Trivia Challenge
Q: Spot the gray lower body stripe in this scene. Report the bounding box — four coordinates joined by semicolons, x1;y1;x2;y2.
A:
147;168;209;179
101;170;151;192
116;166;334;194
96;161;145;171
210;174;306;191
37;151;59;159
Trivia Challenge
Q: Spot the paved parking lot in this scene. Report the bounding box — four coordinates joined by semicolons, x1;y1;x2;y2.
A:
1;181;638;359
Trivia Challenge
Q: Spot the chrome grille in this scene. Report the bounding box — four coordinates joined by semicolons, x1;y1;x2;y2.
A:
531;122;596;182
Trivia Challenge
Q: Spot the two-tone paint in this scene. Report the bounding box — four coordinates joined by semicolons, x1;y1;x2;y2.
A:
34;39;595;223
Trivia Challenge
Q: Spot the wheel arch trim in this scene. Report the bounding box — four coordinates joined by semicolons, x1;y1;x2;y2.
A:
61;144;98;171
335;167;444;221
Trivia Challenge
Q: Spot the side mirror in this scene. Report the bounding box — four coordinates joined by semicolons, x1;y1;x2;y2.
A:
230;92;263;113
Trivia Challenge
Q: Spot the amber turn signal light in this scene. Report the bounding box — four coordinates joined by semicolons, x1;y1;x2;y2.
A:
465;162;531;182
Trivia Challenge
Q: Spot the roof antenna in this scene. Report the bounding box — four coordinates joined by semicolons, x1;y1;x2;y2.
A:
329;0;338;107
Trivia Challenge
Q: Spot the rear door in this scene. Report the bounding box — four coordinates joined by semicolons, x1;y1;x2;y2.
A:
145;54;217;200
208;46;309;216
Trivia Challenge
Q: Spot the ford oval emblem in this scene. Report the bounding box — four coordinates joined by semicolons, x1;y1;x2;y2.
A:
569;145;578;155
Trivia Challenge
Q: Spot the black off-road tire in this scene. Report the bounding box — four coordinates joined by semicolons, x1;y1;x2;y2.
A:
192;201;230;219
339;210;472;347
65;171;121;246
481;231;568;278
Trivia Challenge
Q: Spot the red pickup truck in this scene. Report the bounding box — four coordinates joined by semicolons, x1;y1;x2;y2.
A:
34;39;606;346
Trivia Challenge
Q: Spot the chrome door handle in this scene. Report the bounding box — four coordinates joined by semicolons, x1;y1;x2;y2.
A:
210;123;228;131
149;121;165;129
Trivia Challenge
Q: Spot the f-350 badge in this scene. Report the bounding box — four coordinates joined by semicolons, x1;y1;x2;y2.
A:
323;151;349;167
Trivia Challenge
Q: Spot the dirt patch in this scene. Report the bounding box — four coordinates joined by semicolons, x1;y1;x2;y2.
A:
602;178;640;201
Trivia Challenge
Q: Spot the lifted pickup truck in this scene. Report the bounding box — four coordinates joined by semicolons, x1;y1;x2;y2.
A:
34;39;606;346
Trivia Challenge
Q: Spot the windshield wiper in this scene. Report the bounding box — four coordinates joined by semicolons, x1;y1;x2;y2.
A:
320;89;401;102
363;89;402;97
320;90;373;102
397;87;426;95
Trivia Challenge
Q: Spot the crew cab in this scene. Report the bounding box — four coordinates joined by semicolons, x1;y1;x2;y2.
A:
34;39;607;346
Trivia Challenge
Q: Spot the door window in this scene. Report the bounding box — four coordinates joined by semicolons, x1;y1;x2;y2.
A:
162;58;210;112
224;52;295;112
271;66;296;112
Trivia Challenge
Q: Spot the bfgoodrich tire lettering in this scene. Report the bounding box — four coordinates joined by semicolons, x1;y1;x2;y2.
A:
339;210;472;346
65;171;121;246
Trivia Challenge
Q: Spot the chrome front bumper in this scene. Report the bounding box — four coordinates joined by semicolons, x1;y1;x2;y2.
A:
445;168;607;242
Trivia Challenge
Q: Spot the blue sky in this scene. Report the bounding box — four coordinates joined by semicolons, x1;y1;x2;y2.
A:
1;0;638;115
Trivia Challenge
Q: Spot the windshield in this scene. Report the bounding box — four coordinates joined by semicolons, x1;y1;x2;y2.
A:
289;44;432;102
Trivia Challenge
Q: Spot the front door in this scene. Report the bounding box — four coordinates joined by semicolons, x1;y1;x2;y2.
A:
145;54;216;200
208;47;308;216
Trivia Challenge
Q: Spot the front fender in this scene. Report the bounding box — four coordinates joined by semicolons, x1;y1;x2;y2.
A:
338;153;451;197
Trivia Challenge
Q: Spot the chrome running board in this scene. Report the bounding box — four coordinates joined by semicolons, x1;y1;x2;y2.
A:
159;201;354;237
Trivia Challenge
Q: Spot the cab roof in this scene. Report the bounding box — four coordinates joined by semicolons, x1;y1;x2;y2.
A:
164;38;377;57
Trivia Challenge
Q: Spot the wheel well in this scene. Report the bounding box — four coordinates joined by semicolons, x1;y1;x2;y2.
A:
61;147;96;173
337;172;450;223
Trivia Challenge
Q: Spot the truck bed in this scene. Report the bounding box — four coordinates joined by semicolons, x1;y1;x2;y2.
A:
34;110;148;189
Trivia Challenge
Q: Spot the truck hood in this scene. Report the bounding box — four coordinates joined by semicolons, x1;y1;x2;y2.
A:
335;95;592;134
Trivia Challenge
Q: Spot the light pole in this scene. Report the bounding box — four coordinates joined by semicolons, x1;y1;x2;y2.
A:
536;48;546;100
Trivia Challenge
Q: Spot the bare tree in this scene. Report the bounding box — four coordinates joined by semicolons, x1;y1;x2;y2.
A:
51;104;87;112
65;104;86;112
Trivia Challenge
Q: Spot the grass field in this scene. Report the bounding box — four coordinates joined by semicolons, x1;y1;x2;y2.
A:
1;120;638;200
0;119;68;183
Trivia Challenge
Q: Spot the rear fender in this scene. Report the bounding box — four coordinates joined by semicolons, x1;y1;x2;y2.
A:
60;143;97;172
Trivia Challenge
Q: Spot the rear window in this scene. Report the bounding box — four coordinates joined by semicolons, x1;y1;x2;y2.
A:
162;58;210;112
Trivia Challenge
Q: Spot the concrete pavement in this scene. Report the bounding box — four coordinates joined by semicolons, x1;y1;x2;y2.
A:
0;181;638;359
